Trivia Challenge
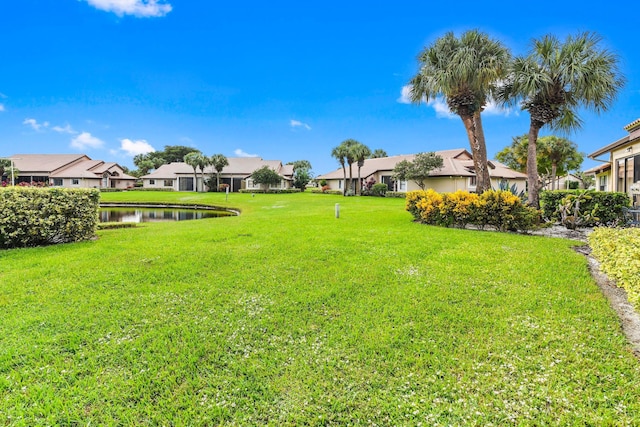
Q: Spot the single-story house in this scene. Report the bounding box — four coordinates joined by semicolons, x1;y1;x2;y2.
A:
588;118;640;206
2;154;136;189
316;148;527;194
141;157;294;192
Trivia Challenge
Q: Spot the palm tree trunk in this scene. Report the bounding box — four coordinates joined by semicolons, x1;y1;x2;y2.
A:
342;166;347;196
357;166;362;195
551;163;557;191
348;164;354;195
216;171;220;190
527;123;542;208
460;112;491;193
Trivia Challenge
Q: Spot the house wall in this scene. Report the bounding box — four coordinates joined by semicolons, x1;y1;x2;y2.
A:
610;141;640;196
143;178;178;191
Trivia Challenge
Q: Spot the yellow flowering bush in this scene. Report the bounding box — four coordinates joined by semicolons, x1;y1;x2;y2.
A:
405;188;538;231
589;227;640;309
440;190;483;228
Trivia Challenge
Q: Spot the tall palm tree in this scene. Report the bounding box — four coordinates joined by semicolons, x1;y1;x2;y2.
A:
210;154;229;190
330;144;348;196
499;32;624;207
196;155;210;191
184;152;203;192
409;30;511;194
351;142;371;195
340;139;358;194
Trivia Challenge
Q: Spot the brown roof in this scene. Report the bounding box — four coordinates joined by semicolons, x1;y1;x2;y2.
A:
589;117;640;159
142;157;288;179
317;148;527;180
583;163;611;174
9;154;89;174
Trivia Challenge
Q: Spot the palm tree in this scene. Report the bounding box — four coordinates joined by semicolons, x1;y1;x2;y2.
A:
340;139;358;194
409;30;511;194
330;144;348;196
498;32;624;207
184;152;203;192
210;154;229;190
196;155;210;191
351;142;371;195
369;149;387;159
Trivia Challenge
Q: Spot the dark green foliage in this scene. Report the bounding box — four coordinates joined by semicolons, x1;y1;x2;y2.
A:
250;166;283;191
385;191;407;198
540;190;630;226
0;188;100;249
371;183;388;197
239;188;301;194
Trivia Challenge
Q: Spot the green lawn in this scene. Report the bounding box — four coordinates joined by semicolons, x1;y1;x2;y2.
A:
1;191;639;425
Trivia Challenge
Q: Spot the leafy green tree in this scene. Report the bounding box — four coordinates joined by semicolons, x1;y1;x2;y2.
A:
210;154;229;190
251;166;282;192
287;160;313;191
409;30;510;193
497;135;584;190
162;145;201;163
0;160;19;185
498;32;624;207
184;152;205;192
0;159;11;182
392;152;443;190
351;142;371;195
369;149;388;159
541;136;584;190
133;153;165;175
287;160;312;171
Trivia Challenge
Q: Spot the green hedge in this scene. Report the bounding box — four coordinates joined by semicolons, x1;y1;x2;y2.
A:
0;187;100;249
385;191;406;198
589;227;640;309
238;188;302;194
540;190;630;226
100;188;174;192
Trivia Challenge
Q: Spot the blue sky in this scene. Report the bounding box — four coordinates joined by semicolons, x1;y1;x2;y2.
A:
1;0;639;175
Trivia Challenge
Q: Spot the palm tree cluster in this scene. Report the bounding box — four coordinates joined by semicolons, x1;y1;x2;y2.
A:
183;152;229;192
331;139;372;196
408;29;624;208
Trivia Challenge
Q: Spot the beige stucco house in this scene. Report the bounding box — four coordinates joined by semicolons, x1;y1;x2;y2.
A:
316;148;527;194
588;118;640;206
141;157;294;192
2;154;136;189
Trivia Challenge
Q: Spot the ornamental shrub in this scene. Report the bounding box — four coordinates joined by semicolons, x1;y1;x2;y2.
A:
0;187;100;249
540;190;630;226
371;183;388;197
589;227;640;309
406;189;538;232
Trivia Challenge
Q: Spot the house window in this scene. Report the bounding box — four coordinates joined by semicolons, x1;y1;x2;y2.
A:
53;178;63;186
469;176;477;187
164;180;173;187
398;180;407;191
338;180;342;189
72;179;79;185
246;179;255;188
269;181;282;189
149;179;155;185
599;175;607;192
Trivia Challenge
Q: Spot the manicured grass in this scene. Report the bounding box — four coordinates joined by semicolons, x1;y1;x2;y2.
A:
1;191;639;425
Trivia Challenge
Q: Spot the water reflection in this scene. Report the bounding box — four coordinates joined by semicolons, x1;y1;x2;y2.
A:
99;207;232;223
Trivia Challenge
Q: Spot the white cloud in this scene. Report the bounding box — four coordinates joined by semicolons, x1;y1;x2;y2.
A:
397;85;414;104
52;124;78;134
119;138;155;156
483;99;517;117
84;0;172;17
23;118;49;131
290;119;311;130
71;132;104;150
234;149;259;158
0;104;4;112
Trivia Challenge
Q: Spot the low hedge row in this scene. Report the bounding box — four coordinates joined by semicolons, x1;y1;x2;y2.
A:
100;188;175;192
0;187;100;249
238;188;302;194
540;190;630;226
589;227;640;309
310;189;344;195
406;189;539;232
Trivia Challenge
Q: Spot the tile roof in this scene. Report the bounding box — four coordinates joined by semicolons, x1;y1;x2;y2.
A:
142;157;288;179
317;148;526;180
9;154;88;173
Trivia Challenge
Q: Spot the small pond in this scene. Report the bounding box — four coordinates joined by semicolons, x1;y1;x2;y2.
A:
99;207;234;223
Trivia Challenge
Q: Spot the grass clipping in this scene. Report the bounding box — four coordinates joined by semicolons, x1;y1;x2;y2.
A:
589;227;640;309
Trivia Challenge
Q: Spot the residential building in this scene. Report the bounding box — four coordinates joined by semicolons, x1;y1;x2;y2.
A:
2;154;136;189
588;118;640;206
141;157;294;192
317;148;527;194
